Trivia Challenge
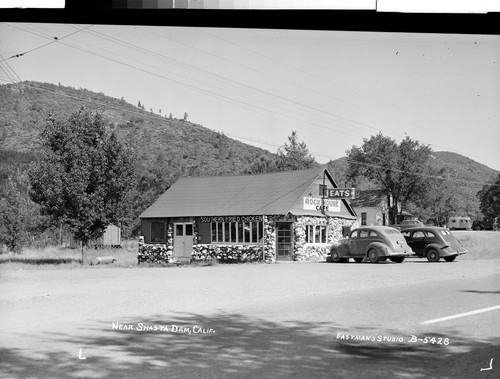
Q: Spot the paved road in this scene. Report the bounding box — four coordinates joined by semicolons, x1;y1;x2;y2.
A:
0;260;499;378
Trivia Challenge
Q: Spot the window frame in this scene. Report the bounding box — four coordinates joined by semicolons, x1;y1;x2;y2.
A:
210;220;263;244
151;221;166;243
305;224;327;243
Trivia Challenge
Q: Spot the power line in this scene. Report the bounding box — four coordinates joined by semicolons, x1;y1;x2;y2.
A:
198;28;499;153
3;24;499;169
2;79;498;189
1;24;94;62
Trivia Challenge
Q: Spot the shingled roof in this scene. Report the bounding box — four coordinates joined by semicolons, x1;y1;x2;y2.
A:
140;167;356;219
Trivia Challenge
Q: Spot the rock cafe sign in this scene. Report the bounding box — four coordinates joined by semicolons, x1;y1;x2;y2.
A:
303;197;341;212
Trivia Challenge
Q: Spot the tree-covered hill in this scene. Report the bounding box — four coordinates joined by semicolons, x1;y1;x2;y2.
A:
327;150;499;223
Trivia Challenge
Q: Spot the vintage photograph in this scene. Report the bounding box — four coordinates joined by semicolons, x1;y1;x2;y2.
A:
1;5;499;378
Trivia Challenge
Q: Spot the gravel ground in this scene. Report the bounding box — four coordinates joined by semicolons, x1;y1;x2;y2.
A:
1;259;499;324
1;258;499;378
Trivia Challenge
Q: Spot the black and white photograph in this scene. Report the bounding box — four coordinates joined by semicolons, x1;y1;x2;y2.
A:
1;2;499;378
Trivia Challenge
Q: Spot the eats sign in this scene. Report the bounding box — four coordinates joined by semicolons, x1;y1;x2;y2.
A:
320;185;355;199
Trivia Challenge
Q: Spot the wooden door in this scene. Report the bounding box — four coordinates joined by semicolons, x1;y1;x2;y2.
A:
173;223;194;262
276;223;293;261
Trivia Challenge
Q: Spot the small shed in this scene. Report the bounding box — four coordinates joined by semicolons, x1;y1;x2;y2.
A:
69;224;121;248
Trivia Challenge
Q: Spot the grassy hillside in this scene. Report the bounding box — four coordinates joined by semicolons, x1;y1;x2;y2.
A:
0;81;274;178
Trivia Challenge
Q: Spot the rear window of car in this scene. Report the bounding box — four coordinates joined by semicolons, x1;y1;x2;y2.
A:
359;230;369;238
384;229;400;234
412;231;425;238
369;231;378;237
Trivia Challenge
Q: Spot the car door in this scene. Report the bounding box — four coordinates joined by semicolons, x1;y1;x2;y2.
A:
356;229;371;256
408;231;426;256
423;231;439;249
346;230;359;256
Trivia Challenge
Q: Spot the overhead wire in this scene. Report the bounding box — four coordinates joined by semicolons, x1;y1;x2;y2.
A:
5;23;499;166
77;26;500;167
2;23;499;180
3;78;498;190
197;28;499;152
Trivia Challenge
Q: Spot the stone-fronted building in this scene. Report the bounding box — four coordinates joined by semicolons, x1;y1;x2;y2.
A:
139;167;358;264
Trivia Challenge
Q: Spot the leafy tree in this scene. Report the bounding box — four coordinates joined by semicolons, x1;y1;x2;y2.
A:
346;133;432;224
0;178;29;252
28;108;136;261
477;174;500;220
246;154;278;174
276;131;317;171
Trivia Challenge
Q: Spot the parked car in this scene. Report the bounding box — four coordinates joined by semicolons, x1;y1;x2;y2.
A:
401;227;468;262
329;226;413;263
391;219;424;231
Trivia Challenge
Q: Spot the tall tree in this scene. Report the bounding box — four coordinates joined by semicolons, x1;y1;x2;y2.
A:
28;108;136;261
276;131;317;171
346;133;432;224
477;174;500;220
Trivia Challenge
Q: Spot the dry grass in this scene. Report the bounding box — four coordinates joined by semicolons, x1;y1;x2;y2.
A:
452;231;500;260
1;232;498;270
0;240;139;270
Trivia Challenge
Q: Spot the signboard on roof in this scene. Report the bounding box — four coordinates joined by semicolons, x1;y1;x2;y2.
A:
320;186;355;199
303;197;341;212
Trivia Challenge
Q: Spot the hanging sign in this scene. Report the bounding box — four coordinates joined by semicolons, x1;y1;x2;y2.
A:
320;186;355;199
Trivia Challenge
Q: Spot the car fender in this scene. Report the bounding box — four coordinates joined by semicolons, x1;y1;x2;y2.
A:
425;243;454;257
366;242;390;257
330;243;349;257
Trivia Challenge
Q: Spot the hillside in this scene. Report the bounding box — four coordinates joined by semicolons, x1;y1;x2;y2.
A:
0;81;275;178
327;151;499;223
1;81;498;240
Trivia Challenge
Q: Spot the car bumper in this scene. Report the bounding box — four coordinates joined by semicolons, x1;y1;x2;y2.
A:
441;249;468;257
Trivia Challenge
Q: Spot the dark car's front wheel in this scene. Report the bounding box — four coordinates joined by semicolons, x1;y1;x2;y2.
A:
426;249;440;262
330;249;342;263
368;249;379;263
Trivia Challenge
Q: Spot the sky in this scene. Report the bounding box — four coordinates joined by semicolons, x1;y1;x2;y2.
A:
0;22;499;171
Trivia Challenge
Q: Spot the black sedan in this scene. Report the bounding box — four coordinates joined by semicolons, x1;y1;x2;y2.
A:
400;227;468;262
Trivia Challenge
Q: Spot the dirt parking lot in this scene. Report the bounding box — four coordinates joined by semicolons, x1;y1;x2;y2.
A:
1;240;499;378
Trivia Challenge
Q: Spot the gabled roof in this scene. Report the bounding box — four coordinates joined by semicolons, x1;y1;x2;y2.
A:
140;167;356;219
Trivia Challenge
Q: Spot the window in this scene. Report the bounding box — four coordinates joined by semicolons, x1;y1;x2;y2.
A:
359;230;369;238
305;225;326;243
384;229;399;234
413;231;425;239
211;220;263;244
369;231;378;237
151;222;166;243
175;224;183;236
185;224;193;236
361;212;367;226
